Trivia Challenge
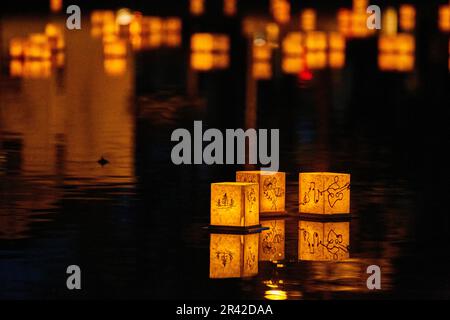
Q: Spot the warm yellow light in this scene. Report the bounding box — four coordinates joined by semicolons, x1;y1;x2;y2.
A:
399;5;415;31
253;44;271;60
191;34;230;71
271;0;290;24
50;0;62;13
22;60;51;78
282;56;306;74
439;5;450;32
91;10;115;26
103;38;127;57
306;51;327;70
301;9;316;32
383;7;398;35
104;58;127;76
328;32;346;51
329;51;346;69
259;220;285;261
282;32;304;56
210;233;259;278
9;60;23;77
190;0;205;16
224;0;237;17
236;171;285;213
116;8;134;26
253;61;272;80
24;34;51;60
299;172;351;214
266;23;279;44
9;38;25;58
45;23;65;51
378;34;415;72
351;11;371;38
264;290;287;300
299;220;350;261
337;9;352;37
353;0;368;13
305;31;327;51
211;182;259;227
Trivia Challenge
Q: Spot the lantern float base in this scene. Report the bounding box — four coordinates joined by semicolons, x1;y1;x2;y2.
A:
204;224;268;234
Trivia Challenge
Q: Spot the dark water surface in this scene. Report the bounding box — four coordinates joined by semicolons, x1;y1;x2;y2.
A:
0;10;449;299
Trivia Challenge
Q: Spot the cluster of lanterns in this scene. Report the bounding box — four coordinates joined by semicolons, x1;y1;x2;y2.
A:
209;171;351;279
8;23;65;78
338;0;375;38
190;33;230;71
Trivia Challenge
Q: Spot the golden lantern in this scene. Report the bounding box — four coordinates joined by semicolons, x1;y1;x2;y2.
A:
266;23;280;44
328;51;345;69
9;38;25;59
328;32;345;51
50;0;62;13
271;0;290;24
298;220;350;261
299;172;351;214
210;182;259;228
24;34;51;60
252;43;272;80
351;11;371;38
103;37;127;58
300;9;316;32
305;32;327;51
104;58;126;76
353;0;368;13
224;0;237;17
236;171;285;213
382;7;398;35
259;220;285;261
378;34;415;72
306;51;327;70
116;8;133;26
91;10;115;26
399;5;415;32
9;60;23;77
282;32;304;56
191;34;230;71
337;9;352;37
439;5;450;32
22;60;51;78
190;0;205;16
282;56;306;74
210;233;259;279
45;23;65;51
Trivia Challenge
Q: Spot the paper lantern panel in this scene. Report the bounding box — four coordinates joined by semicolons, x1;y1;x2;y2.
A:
211;182;259;227
299;172;350;214
210;233;259;278
298;220;350;261
259;220;285;261
236;171;285;213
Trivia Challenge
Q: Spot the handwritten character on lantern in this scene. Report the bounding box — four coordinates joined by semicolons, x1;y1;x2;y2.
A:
263;176;285;210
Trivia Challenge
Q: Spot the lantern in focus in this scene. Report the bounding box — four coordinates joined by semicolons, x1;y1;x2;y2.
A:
210;233;259;278
236;171;285;213
301;9;316;31
298;220;350;261
299;172;351;214
259;220;285;261
399;4;415;32
210;182;259;228
50;0;62;13
190;0;205;16
439;5;450;32
191;34;230;71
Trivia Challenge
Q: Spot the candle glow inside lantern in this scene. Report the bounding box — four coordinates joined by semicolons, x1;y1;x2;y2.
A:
299;172;350;214
236;171;285;213
439;5;450;32
252;43;272;80
298;220;350;261
191;34;230;71
211;182;259;228
271;0;290;24
282;32;306;74
399;4;415;32
224;0;237;17
301;9;316;31
259;220;285;261
210;233;259;278
190;0;205;16
378;34;415;72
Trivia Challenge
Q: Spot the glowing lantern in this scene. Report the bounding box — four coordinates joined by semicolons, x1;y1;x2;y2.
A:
45;23;65;51
306;51;327;70
337;9;352;37
383;7;398;35
329;51;345;69
210;233;259;279
191;34;230;71
224;0;237;17
116;8;133;26
399;5;415;31
353;0;368;13
252;43;272;80
9;38;25;59
211;182;259;228
282;32;306;74
299;172;351;214
351;11;371;38
23;60;51;78
24;34;51;60
271;0;290;24
104;58;126;76
91;10;115;26
282;32;304;56
328;32;345;51
103;37;127;58
439;5;450;32
298;220;350;261
378;34;415;72
305;32;327;51
328;32;346;69
190;0;205;16
9;60;23;77
50;0;62;13
259;220;285;261
282;56;306;74
301;9;316;31
236;171;285;213
266;23;279;44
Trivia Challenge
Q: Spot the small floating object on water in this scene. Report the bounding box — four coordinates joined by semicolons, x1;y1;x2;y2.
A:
97;156;109;167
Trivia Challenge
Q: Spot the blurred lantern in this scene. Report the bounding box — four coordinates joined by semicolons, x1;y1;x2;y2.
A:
271;0;290;24
224;0;237;17
328;51;346;69
236;171;285;213
298;220;350;261
50;0;62;13
259;220;285;261
439;5;450;32
103;37;127;58
116;8;133;26
210;182;259;228
210;233;259;279
299;172;351;214
104;58;126;76
328;32;346;69
164;18;182;47
252;43;272;80
45;23;65;52
266;23;280;45
91;10;115;38
282;32;306;74
351;11;371;38
9;38;25;59
23;60;51;79
382;7;398;35
191;34;230;71
328;32;345;51
353;0;368;12
306;51;327;70
305;31;327;51
337;9;352;37
190;0;205;16
9;60;23;77
300;9;316;31
378;34;415;72
399;4;416;32
24;34;51;60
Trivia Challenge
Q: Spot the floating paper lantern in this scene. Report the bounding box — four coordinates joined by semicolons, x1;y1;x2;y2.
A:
439;5;450;32
305;32;327;51
210;233;259;278
378;34;415;72
190;0;205;16
191;34;230;71
50;0;62;13
299;172;351;214
399;5;415;32
259;220;285;261
24;34;51;60
224;0;237;17
299;220;350;261
337;9;352;37
271;0;290;24
104;58;126;76
301;9;316;31
382;7;398;35
236;171;285;213
211;182;259;228
9;38;25;59
352;0;368;12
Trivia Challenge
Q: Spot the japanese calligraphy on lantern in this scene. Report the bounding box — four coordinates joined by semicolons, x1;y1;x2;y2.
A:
259;220;285;261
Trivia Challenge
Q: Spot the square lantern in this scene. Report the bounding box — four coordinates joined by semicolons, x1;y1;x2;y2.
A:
210;233;259;278
298;220;350;261
299;172;350;214
211;182;259;228
259;220;285;261
236;171;285;213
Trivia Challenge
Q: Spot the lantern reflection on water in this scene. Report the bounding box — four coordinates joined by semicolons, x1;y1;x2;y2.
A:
299;172;351;214
210;233;259;279
191;34;230;71
299;220;350;261
259;220;285;261
399;4;415;32
439;5;450;32
236;171;285;213
211;183;259;228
